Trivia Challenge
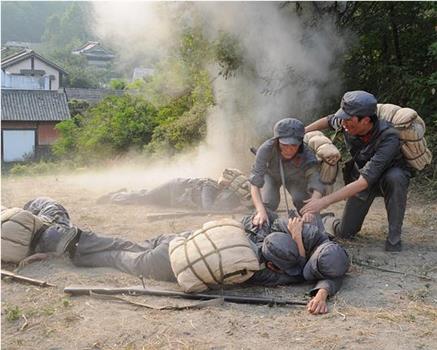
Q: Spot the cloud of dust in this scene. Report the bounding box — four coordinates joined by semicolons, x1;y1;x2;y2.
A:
73;2;345;193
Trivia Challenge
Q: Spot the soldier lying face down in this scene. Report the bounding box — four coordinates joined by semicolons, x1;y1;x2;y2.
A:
2;197;350;315
96;168;253;211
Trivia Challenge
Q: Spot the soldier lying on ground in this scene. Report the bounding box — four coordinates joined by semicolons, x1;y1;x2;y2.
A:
3;197;350;315
96;168;253;211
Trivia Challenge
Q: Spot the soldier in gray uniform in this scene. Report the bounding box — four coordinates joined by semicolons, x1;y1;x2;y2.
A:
242;209;349;314
303;91;412;251
24;197;71;227
97;172;251;211
249;118;325;229
20;198;349;315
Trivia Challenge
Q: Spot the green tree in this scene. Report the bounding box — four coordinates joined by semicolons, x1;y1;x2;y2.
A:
1;1;68;44
54;95;159;161
41;2;91;48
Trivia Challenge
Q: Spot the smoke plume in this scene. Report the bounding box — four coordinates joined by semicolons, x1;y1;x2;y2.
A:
86;2;345;190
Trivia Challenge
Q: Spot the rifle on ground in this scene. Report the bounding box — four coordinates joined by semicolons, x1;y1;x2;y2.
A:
64;286;307;307
1;269;56;287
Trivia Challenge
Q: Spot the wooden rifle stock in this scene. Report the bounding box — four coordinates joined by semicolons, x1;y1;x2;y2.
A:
64;286;307;306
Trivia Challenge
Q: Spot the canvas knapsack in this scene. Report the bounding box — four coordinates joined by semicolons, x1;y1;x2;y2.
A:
169;218;260;292
219;168;253;208
377;103;432;170
1;207;48;263
304;131;341;194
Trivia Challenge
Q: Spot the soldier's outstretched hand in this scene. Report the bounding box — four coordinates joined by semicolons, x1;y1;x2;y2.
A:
307;288;329;315
252;210;269;228
301;197;328;215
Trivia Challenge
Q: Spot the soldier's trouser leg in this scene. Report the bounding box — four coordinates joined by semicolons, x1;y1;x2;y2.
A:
261;174;280;211
138;178;188;207
71;232;176;282
379;167;410;245
73;231;171;255
335;189;379;239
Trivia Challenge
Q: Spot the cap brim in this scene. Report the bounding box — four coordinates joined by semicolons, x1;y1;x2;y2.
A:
334;108;352;120
278;136;301;145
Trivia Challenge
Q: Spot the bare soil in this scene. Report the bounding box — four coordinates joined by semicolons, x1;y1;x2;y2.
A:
2;174;436;350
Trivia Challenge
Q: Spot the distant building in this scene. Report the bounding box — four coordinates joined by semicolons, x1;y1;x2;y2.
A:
1;48;68;90
132;67;155;82
1;90;71;162
64;87;125;105
72;41;115;67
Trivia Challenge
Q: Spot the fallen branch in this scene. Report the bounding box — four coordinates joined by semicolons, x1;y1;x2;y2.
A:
1;269;56;287
352;259;434;281
65;285;307;307
89;291;224;310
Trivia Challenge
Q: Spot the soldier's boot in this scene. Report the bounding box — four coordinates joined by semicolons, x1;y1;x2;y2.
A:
385;239;402;252
55;226;81;256
96;188;127;204
37;225;80;256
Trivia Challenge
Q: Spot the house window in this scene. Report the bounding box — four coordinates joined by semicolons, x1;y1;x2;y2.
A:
2;129;36;162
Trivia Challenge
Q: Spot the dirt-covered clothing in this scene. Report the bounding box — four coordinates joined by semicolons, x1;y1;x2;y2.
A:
27;198;345;293
24;197;71;227
327;115;411;244
250;139;325;211
105;178;242;211
241;213;345;297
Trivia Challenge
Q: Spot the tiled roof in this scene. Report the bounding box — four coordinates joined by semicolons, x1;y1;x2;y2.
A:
64;88;125;104
1;49;68;75
72;41;115;58
1;89;71;122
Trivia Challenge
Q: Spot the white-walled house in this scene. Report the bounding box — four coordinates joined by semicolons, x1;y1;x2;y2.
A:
1;49;70;162
1;48;68;90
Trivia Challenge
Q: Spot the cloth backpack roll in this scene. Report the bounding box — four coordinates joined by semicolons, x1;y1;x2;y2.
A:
169;218;260;292
219;168;253;208
377;103;432;171
304;131;341;194
1;207;48;263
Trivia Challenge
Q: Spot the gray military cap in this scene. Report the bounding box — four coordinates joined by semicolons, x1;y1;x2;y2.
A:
262;232;302;276
334;90;377;120
303;241;350;280
273;118;305;145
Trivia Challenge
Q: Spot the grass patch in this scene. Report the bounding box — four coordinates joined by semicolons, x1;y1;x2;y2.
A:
5;305;22;322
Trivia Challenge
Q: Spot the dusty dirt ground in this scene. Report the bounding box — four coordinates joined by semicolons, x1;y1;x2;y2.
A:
1;173;436;350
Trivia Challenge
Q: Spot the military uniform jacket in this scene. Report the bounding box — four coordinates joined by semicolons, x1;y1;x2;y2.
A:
242;213;344;296
250;138;325;195
328;116;409;190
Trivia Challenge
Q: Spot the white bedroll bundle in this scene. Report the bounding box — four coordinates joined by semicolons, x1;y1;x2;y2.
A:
1;207;47;263
377;103;432;170
304;131;341;194
219;168;253;209
169;218;260;292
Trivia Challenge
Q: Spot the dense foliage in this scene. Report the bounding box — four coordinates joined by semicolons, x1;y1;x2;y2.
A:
338;1;437;190
1;1;68;44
